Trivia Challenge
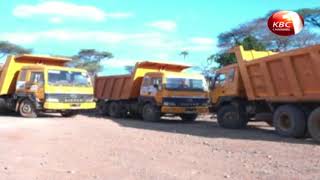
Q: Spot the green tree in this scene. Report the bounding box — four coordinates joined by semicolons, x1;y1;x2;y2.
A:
240;35;267;51
0;41;32;58
214;36;267;67
217;8;320;52
124;65;134;73
179;51;189;60
71;49;113;76
298;8;320;28
213;53;237;68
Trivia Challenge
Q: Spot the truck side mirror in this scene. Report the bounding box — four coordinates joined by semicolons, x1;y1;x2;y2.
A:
210;78;216;90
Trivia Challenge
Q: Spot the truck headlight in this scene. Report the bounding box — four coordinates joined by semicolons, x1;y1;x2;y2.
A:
86;96;94;102
46;98;59;103
163;102;176;106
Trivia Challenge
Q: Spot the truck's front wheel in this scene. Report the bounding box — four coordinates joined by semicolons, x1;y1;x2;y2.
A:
273;105;306;138
217;104;248;129
180;114;198;122
142;103;160;122
308;107;320;143
19;99;37;118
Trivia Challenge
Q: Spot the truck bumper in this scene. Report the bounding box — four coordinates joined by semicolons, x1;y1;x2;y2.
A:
161;106;208;114
43;102;96;110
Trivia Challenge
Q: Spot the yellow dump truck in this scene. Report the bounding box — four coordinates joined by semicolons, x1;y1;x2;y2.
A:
95;61;209;122
210;45;320;142
0;54;96;118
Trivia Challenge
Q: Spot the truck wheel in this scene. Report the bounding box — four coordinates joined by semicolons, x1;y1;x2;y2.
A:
217;104;248;129
19;99;37;118
61;111;77;117
180;114;198;122
97;101;109;116
109;102;122;118
142;103;160;122
273;105;306;138
308;107;320;143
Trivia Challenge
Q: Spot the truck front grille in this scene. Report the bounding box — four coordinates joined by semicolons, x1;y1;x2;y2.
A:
45;94;93;103
163;97;208;107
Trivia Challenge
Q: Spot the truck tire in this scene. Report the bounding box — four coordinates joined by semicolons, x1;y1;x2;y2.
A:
19;99;37;118
142;103;160;122
109;102;122;118
273;105;306;138
97;101;109;116
217;104;248;129
61;111;78;117
180;114;198;122
308;107;320;143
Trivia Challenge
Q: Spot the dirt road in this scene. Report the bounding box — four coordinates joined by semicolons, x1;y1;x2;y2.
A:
0;113;319;180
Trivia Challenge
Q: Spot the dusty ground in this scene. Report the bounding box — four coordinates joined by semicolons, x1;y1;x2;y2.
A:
0;113;319;180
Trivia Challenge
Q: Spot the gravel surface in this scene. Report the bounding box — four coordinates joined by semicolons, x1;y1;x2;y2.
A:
0;113;319;180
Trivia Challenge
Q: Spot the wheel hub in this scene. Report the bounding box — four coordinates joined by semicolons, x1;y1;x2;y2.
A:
22;104;32;113
279;113;291;130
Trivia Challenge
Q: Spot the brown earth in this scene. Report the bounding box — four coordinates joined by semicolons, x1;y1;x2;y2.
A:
0;113;319;180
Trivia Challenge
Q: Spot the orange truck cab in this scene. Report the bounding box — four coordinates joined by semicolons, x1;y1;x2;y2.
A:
209;45;320;143
95;61;209;122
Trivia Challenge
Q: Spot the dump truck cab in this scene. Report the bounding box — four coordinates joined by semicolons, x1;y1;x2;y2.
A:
0;55;96;118
210;64;245;108
95;61;209;122
140;71;209;115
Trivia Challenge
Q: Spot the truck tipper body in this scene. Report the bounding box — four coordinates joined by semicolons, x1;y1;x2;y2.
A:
0;54;96;118
210;45;320;142
95;61;209;122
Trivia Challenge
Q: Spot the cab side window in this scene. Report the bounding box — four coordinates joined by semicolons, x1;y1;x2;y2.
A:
216;73;227;85
30;72;44;85
227;68;235;82
151;78;161;86
19;70;27;81
142;76;151;87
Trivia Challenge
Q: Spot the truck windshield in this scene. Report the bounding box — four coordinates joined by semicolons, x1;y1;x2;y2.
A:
48;70;91;87
165;78;205;91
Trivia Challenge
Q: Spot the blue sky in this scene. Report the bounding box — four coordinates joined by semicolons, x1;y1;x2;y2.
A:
0;0;319;75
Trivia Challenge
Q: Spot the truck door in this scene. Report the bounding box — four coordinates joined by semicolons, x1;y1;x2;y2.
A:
211;68;236;104
140;76;162;97
27;71;45;100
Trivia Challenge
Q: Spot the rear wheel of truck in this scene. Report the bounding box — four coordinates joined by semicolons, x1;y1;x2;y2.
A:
217;103;248;129
180;114;198;122
308;107;320;143
97;101;109;116
19;99;37;118
61;111;78;117
109;102;127;118
142;103;160;122
273;105;306;138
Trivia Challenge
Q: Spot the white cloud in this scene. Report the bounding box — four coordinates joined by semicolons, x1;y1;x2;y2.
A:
0;30;163;46
13;1;132;22
190;37;215;45
0;30;216;55
180;37;216;52
149;20;177;32
101;58;138;67
50;17;62;24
